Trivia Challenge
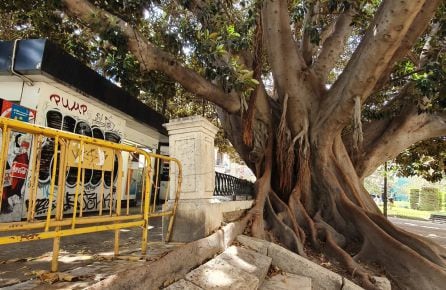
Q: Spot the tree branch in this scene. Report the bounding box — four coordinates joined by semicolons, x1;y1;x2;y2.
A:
313;11;353;84
368;19;440;99
352;107;446;179
372;0;441;93
419;22;441;68
314;0;438;142
301;1;320;66
61;0;240;113
262;0;321;136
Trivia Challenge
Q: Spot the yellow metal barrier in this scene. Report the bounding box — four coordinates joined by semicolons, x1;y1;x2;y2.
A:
0;117;182;272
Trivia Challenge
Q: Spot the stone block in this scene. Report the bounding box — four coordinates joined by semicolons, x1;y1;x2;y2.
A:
218;246;272;284
219;200;254;213
164;279;203;290
236;235;269;255
266;243;363;290
185;256;259;290
163;200;222;242
163;200;253;242
223;209;247;222
373;276;391;290
237;236;364;290
260;272;312;290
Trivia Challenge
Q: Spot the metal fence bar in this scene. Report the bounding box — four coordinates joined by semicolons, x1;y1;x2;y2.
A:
0;126;10;212
51;140;67;271
213;171;254;198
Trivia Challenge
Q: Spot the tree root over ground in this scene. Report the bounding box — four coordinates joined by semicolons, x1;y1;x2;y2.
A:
256;169;446;290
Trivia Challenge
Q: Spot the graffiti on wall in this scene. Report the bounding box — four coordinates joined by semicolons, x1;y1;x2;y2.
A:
49;94;88;115
27;191;116;216
27;92;125;217
0;99;35;222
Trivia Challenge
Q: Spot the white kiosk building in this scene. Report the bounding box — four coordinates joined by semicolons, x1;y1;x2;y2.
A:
0;39;168;222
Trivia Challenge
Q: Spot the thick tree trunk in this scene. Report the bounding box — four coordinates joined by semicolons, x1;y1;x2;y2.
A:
249;132;446;290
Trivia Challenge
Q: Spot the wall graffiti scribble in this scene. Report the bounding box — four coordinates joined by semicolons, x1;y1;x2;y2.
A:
26;191;115;216
92;113;121;134
49;94;88;115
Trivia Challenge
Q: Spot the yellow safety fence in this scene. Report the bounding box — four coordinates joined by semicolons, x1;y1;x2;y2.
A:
0;117;181;272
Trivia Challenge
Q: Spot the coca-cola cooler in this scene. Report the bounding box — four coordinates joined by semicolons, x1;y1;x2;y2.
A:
0;99;35;222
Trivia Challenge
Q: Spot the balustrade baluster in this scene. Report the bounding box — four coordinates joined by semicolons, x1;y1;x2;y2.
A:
213;172;254;199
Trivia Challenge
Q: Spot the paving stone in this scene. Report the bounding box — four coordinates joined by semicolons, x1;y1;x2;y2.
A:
260;272;312;290
218;246;272;284
164;279;203;290
185;256;259;290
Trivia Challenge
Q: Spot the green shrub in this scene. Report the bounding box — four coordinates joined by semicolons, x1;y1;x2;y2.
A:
409;189;420;210
441;192;446;211
419;187;440;211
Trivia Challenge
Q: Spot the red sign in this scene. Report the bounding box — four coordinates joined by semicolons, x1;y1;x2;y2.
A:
10;162;29;179
0;99;36;123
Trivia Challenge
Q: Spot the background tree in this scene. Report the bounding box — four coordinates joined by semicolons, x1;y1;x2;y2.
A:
2;1;446;289
0;1;240;158
395;137;446;182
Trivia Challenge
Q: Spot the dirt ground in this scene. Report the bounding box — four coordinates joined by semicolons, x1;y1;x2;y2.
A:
0;217;182;289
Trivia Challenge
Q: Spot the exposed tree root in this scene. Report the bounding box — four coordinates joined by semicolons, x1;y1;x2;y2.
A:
264;195;305;255
251;133;273;239
367;211;446;266
314;212;346;248
269;190;306;243
289;194;319;248
251;145;446;290
322;228;378;290
338;197;446;289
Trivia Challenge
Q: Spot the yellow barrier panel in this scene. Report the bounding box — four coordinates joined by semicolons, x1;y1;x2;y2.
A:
0;117;182;272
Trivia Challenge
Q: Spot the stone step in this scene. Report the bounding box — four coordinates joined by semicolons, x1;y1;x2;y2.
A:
217;246;272;285
182;246;272;290
260;272;312;290
184;254;259;289
237;235;392;290
236;235;365;290
164;279;204;290
236;235;269;255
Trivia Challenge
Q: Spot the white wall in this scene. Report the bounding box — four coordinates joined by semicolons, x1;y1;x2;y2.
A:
214;148;256;182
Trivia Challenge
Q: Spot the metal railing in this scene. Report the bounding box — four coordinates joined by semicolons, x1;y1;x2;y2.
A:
0;117;182;272
213;171;254;198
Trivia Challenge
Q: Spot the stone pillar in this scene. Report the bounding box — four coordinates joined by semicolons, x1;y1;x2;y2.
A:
164;116;218;200
162;116;220;242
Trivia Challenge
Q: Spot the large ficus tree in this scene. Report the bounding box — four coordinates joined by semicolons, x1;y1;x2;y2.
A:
3;0;446;288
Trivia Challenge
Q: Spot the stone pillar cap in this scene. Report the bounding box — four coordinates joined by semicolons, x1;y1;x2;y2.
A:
163;115;219;137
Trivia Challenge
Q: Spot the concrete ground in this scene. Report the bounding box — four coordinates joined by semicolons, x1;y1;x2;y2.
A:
0;216;444;289
0;217;182;289
390;217;446;247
